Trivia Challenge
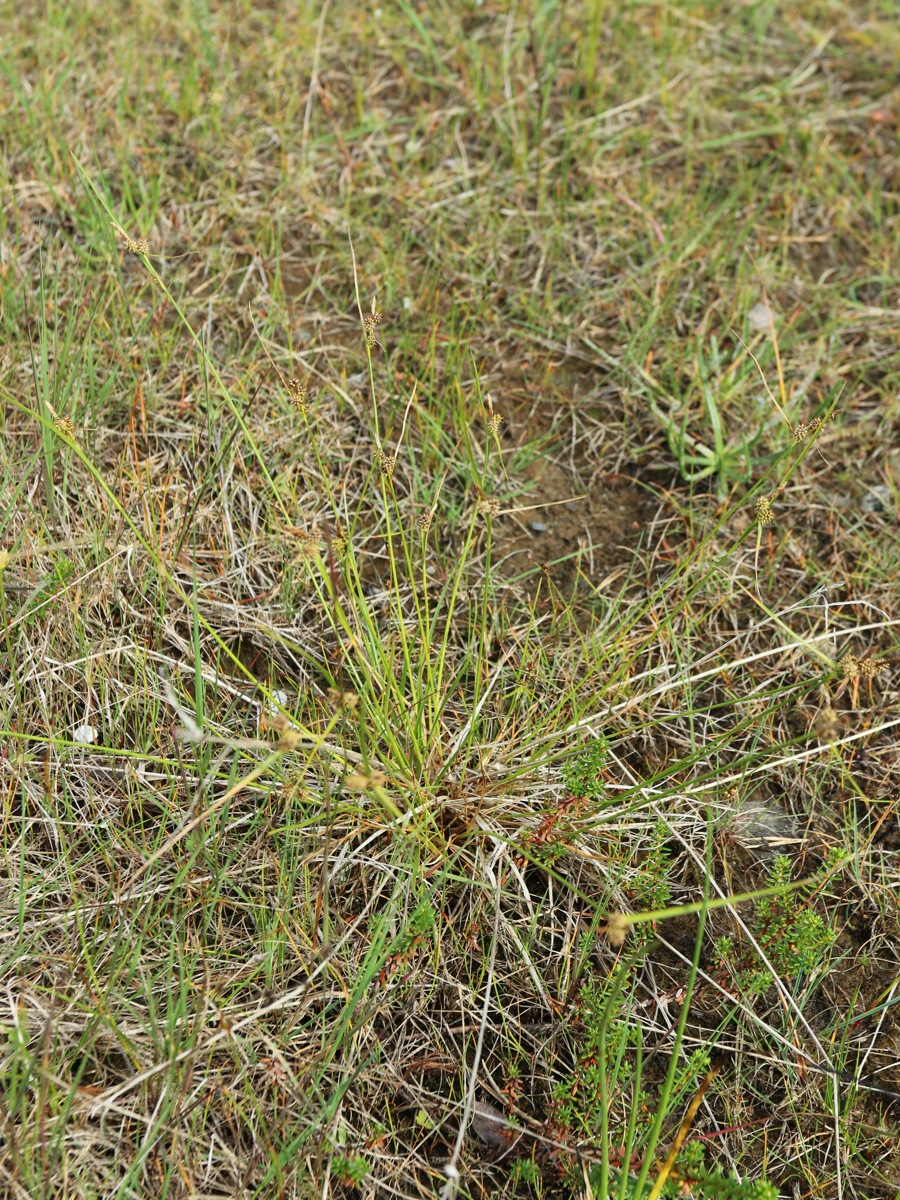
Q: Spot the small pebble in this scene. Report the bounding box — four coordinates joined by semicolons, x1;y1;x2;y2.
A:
748;301;778;332
861;485;893;515
529;521;548;533
73;724;96;744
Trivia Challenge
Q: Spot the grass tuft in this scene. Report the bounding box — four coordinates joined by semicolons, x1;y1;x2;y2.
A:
2;2;900;1197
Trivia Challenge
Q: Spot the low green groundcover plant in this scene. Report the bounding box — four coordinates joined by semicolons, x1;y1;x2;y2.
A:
549;971;777;1200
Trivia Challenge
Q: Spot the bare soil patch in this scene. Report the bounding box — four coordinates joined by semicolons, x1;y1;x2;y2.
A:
493;401;662;593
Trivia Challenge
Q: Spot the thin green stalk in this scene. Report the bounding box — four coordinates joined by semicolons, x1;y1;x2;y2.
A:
0;563;20;704
631;830;711;1199
597;960;637;1200
618;1037;643;1200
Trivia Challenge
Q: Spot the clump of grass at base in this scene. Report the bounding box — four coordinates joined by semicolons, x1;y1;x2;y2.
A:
2;2;900;1198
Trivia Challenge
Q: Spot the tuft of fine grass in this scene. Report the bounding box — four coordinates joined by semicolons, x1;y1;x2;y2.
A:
2;3;900;1198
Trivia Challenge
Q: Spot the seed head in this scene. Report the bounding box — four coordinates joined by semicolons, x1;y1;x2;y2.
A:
54;416;76;443
840;653;861;680
417;509;435;534
376;450;395;479
814;705;843;741
485;393;503;434
346;767;387;792
328;687;359;712
478;496;501;518
124;236;150;256
293;524;325;561
287;378;310;413
796;416;822;442
281;769;312;803
364;296;384;347
859;656;883;680
755;495;775;526
605;912;630;948
794;410;840;442
276;725;302;752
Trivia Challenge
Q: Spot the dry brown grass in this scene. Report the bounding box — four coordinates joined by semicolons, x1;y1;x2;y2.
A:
2;2;900;1198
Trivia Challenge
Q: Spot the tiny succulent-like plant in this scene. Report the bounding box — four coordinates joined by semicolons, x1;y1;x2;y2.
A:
553;967;776;1199
715;854;836;995
562;736;609;798
332;1152;369;1186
